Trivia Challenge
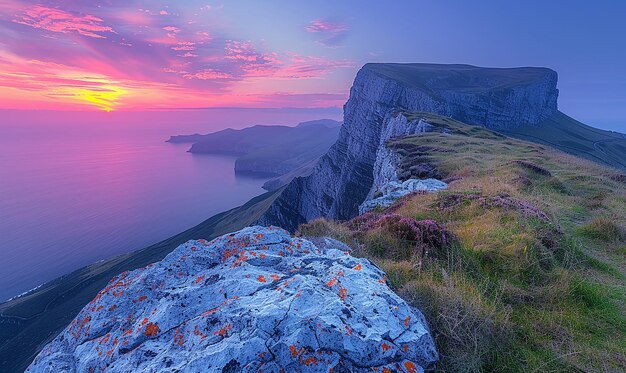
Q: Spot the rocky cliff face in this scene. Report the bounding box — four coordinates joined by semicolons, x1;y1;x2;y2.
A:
27;226;437;373
258;63;559;230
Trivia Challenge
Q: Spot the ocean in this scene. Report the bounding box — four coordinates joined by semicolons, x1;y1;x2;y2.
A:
0;108;341;301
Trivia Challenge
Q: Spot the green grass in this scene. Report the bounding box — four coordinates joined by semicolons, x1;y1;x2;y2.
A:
298;112;626;372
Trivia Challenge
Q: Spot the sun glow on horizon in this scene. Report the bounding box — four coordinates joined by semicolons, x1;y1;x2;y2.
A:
73;85;126;112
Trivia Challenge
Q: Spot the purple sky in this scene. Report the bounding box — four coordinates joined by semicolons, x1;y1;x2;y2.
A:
0;0;624;131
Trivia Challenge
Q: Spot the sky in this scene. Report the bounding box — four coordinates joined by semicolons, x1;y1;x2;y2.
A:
0;0;625;131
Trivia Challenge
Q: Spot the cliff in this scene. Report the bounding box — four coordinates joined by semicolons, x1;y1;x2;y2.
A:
27;226;437;372
258;63;559;230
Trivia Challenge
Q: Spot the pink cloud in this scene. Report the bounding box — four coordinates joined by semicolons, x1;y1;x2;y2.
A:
0;1;356;110
305;19;349;47
162;26;181;33
13;5;115;39
305;20;348;33
183;69;231;80
172;42;196;51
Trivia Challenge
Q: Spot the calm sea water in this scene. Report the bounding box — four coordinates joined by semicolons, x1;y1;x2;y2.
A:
0;108;341;301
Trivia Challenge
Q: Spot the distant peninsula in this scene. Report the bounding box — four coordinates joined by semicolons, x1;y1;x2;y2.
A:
167;119;341;190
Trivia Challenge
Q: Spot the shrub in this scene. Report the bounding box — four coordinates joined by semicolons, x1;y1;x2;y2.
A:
346;213;457;264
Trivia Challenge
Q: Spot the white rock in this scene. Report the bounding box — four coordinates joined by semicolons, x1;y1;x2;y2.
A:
27;226;438;373
359;178;448;214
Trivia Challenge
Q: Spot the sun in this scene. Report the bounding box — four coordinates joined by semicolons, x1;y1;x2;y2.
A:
75;85;127;112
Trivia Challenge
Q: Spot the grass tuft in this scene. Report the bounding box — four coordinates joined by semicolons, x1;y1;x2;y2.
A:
577;217;624;242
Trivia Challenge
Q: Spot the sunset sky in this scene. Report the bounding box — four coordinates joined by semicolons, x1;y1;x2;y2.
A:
1;0;625;130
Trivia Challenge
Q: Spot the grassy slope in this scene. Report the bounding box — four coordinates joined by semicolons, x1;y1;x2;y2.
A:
0;188;282;372
299;113;626;372
502;111;626;171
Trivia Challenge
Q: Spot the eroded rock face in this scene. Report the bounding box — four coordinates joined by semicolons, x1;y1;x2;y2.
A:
27;226;437;373
258;63;558;230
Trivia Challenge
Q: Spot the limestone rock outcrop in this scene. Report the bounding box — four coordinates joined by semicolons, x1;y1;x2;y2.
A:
359;179;448;214
27;226;438;373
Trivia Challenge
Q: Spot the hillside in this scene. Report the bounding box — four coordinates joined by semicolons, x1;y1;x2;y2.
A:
503;111;626;171
298;112;626;371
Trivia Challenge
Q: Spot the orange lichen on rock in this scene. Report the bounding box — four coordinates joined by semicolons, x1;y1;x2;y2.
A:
213;323;232;337
404;361;418;373
145;323;160;337
99;333;110;345
222;248;239;261
231;252;250;267
71;316;92;338
195;275;205;284
404;316;411;327
381;343;392;352
108;305;117;311
270;274;280;281
353;264;362;271
338;287;347;301
289;345;302;357
257;275;266;283
141;318;149;326
173;328;184;346
326;278;337;287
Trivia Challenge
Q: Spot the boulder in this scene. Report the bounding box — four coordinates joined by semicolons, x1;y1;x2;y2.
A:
359;179;448;214
27;226;437;373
